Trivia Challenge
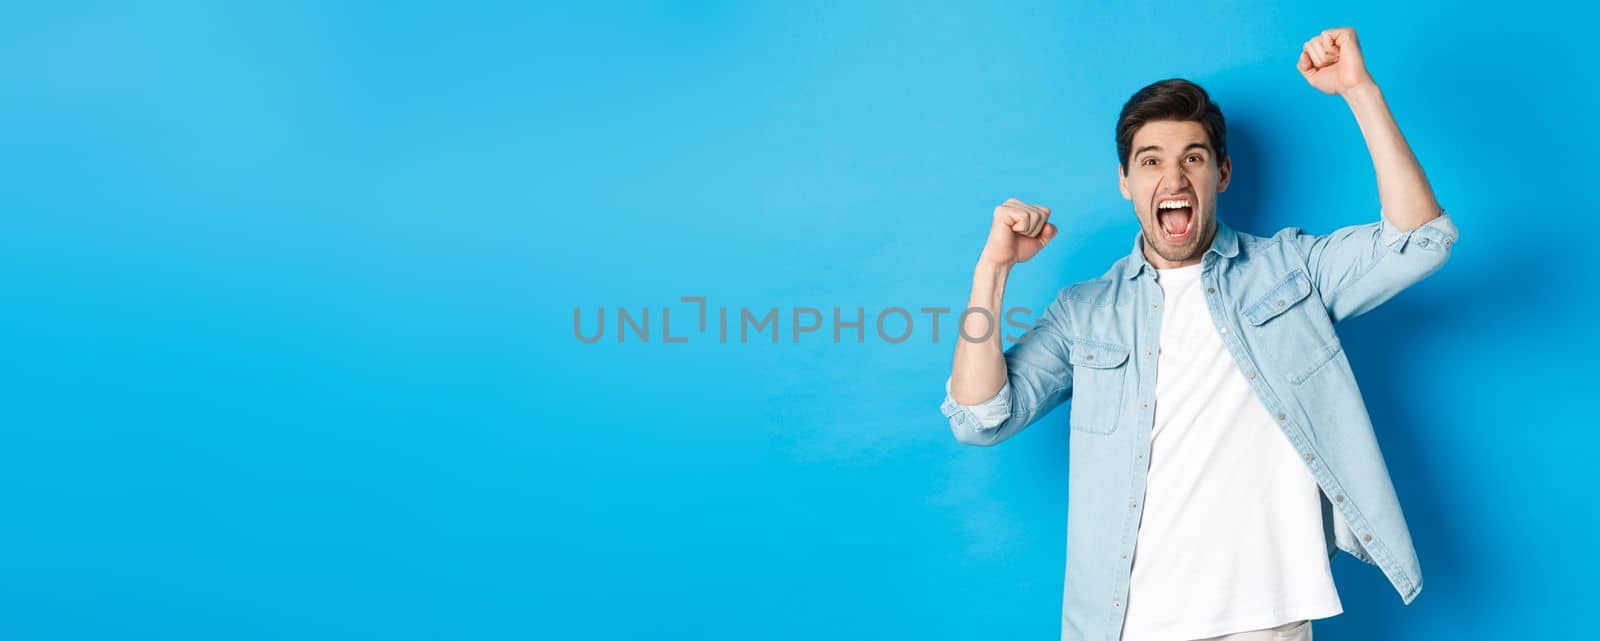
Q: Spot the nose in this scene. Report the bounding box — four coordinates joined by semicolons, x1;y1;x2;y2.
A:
1163;162;1191;189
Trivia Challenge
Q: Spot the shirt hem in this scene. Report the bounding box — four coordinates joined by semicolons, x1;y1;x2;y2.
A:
1128;603;1344;641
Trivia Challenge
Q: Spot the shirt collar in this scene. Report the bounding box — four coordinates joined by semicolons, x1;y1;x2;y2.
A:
1121;218;1240;280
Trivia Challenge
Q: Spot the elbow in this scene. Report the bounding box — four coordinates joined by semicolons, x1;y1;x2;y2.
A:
940;384;1016;447
1419;210;1458;247
1413;213;1458;273
1380;211;1457;279
945;411;1009;447
951;423;1001;447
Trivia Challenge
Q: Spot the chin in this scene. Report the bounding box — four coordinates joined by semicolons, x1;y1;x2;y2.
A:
1145;217;1209;262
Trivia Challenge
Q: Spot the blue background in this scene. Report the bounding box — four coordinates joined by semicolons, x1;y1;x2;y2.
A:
2;1;1592;639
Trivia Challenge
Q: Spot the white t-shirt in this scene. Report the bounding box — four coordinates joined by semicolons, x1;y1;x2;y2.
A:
1119;264;1343;641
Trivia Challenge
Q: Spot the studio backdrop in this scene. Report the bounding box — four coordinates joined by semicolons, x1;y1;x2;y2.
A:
2;1;1592;639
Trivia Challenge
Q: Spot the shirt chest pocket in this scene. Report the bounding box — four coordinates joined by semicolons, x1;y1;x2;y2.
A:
1066;338;1130;435
1239;268;1343;385
1240;268;1313;326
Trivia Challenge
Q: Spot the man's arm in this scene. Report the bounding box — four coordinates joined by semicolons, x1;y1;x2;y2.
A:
943;199;1074;447
1291;27;1459;322
948;261;1013;405
948;198;1055;405
1299;27;1441;231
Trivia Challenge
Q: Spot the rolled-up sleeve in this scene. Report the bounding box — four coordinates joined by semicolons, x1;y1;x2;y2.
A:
1291;212;1459;323
939;288;1075;447
941;375;1013;429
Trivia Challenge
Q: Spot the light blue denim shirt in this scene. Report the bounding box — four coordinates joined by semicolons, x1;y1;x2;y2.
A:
940;213;1458;641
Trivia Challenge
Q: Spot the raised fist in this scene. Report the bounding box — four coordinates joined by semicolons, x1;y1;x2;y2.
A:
1298;27;1375;95
979;198;1057;267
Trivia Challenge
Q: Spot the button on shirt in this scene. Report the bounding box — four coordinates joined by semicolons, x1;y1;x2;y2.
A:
940;214;1458;641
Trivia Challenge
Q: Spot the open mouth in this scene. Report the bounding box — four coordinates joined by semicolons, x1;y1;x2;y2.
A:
1155;196;1195;243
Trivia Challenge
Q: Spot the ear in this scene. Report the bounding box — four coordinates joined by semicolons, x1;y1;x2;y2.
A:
1118;163;1131;200
1217;155;1232;193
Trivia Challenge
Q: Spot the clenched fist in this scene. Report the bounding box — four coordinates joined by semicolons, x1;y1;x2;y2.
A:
1298;27;1375;95
979;198;1057;267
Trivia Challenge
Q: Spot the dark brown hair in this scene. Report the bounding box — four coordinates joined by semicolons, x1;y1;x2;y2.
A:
1116;78;1227;171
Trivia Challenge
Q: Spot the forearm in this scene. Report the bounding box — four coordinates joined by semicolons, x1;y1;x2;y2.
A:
949;260;1010;405
1343;82;1442;231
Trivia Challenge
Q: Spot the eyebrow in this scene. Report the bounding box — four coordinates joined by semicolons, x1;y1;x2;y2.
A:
1134;142;1212;157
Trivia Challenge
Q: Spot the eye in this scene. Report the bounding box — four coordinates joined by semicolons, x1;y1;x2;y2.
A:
1186;154;1204;164
1141;157;1157;167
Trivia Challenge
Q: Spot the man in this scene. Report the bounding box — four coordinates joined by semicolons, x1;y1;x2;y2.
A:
940;28;1457;641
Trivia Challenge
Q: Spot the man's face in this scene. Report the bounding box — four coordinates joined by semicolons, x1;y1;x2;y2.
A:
1118;120;1231;268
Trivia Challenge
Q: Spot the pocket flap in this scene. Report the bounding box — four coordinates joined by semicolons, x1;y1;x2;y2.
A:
1067;338;1130;368
1242;269;1313;326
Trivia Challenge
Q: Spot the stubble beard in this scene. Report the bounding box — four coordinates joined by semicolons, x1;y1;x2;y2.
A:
1143;213;1213;265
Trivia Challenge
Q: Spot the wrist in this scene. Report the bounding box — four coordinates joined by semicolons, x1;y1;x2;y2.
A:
974;257;1014;278
1340;78;1382;105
